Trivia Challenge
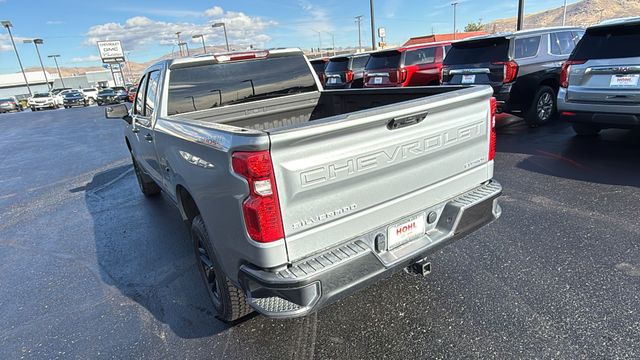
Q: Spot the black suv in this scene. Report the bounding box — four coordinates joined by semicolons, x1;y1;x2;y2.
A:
442;27;584;126
324;53;370;89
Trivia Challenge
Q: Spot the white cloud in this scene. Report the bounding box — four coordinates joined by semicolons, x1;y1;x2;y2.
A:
204;6;223;17
84;7;276;52
71;55;102;63
0;33;29;52
46;20;65;25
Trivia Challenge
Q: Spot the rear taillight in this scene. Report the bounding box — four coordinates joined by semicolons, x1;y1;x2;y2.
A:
232;151;284;243
399;68;408;83
345;70;354;83
560;60;585;88
489;97;496;161
493;61;518;84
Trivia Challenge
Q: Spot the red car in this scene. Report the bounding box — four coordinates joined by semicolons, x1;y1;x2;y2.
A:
364;41;451;87
309;58;328;84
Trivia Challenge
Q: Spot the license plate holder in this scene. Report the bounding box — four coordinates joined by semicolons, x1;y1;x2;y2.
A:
387;213;426;250
461;74;476;84
374;77;383;84
610;74;639;87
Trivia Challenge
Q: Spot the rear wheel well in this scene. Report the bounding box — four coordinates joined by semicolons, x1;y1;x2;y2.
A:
540;78;559;94
177;185;200;225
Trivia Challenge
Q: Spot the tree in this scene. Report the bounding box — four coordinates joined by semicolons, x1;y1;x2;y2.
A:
464;19;484;32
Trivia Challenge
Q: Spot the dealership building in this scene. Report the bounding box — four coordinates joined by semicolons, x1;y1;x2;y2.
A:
0;69;118;99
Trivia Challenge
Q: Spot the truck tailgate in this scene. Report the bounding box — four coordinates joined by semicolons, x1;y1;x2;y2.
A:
268;86;494;261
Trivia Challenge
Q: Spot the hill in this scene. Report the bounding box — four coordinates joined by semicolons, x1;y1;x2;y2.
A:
485;0;640;33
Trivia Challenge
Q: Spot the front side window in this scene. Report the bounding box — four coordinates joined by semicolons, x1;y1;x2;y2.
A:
550;31;579;55
404;47;437;66
514;36;541;59
134;75;148;115
144;71;161;117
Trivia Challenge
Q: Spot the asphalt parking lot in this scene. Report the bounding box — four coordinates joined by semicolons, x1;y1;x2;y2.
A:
0;106;638;359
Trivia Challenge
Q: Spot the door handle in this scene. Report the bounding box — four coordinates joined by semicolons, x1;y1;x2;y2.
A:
144;133;153;142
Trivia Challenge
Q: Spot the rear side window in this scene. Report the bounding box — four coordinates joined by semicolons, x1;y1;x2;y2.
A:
550;31;580;55
326;58;349;72
405;47;436;66
351;55;369;70
514;36;541;58
167;56;318;115
444;38;509;65
366;51;401;69
144;71;161;117
572;24;640;60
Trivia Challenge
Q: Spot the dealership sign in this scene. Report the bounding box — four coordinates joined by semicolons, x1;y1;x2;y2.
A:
97;40;125;63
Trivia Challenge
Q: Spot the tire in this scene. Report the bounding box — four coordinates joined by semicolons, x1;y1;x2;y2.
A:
88;98;95;105
31;107;35;112
83;101;88;107
572;123;601;136
192;215;253;322
131;156;161;197
525;85;557;127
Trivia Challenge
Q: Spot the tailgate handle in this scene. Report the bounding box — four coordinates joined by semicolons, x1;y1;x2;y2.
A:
387;112;428;130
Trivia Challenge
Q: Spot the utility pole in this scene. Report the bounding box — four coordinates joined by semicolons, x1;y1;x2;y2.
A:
176;31;183;57
355;15;363;52
24;38;50;90
312;30;322;57
562;0;568;26
327;32;336;56
369;0;376;50
2;20;32;95
517;0;525;31
48;55;65;88
451;2;458;39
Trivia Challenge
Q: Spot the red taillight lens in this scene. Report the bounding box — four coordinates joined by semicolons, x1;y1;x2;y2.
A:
489;97;496;161
345;70;354;83
493;61;518;83
232;151;284;243
560;60;585;88
399;68;408;83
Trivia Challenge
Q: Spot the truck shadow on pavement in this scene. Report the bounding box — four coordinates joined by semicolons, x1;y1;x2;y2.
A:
82;164;231;338
496;118;640;187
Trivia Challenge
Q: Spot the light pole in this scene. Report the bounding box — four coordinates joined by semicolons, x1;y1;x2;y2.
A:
355;15;363;52
562;0;568;26
192;34;207;54
325;32;336;56
451;2;458;39
48;54;65;88
212;22;230;52
312;30;322;57
179;42;190;56
175;31;183;57
2;20;32;95
369;0;376;50
517;0;525;30
24;38;50;90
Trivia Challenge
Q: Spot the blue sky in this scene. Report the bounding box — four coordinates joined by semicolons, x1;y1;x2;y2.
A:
0;0;581;74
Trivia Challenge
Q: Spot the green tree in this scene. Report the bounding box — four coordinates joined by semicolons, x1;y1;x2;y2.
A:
464;19;484;32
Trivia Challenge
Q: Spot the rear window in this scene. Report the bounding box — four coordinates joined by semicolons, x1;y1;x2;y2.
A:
310;61;326;73
351;55;370;70
444;38;509;65
33;93;50;98
514;36;541;59
366;51;401;69
405;47;436;66
325;58;349;72
572;24;640;60
167;55;318;115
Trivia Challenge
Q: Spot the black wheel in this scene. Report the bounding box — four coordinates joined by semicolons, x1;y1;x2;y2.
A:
83;101;88;107
192;215;252;322
31;107;35;112
572;123;601;136
131;155;161;197
525;85;557;127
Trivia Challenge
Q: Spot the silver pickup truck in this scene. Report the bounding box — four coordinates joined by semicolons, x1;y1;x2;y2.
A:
105;48;502;322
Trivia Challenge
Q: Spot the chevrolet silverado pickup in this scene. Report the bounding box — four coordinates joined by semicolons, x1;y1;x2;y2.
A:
105;48;502;322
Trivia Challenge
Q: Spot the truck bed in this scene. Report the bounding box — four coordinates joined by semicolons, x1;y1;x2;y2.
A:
173;86;470;131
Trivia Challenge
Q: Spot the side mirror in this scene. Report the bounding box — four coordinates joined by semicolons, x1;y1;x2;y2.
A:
105;103;132;124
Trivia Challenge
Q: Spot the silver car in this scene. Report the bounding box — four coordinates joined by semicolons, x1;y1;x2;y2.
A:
558;17;640;135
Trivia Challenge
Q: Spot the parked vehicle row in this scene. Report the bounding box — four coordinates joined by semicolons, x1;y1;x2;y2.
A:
16;87;132;112
0;96;23;113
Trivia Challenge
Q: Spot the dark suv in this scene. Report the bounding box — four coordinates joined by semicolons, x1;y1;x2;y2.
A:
442;27;584;126
324;53;370;89
558;17;640;135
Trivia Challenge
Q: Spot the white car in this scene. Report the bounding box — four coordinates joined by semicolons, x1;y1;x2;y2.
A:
28;92;59;111
81;88;98;105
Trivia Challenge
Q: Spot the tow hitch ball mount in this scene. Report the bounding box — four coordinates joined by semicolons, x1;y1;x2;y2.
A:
406;257;431;277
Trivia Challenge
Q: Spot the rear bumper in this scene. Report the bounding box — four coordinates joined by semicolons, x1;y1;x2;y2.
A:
557;91;640;128
239;180;502;318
